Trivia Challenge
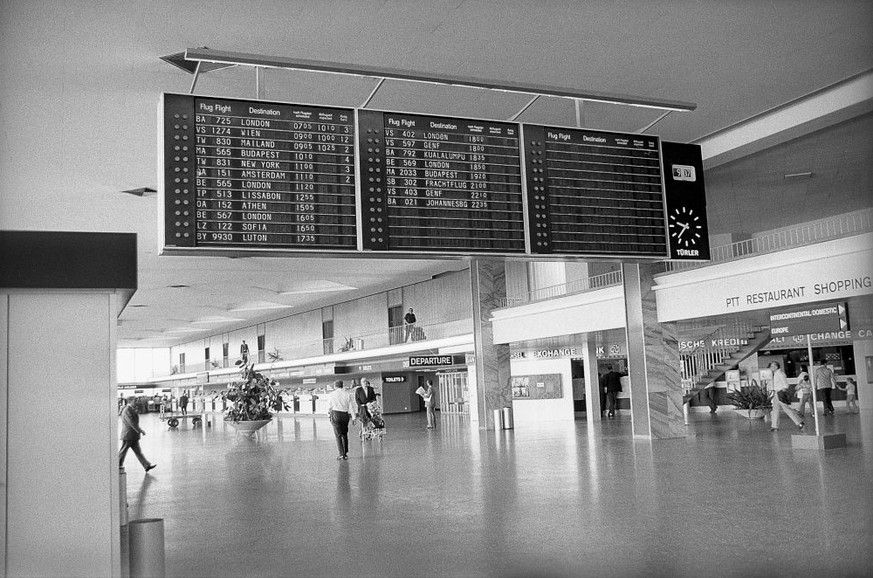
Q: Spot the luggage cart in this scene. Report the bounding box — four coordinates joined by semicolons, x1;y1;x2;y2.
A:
161;409;202;429
359;401;386;441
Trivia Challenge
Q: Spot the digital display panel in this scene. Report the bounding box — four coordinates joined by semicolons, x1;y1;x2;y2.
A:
160;94;357;251
358;110;525;254
524;125;668;257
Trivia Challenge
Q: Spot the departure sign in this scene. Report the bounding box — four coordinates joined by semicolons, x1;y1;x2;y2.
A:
358;110;525;254
523;125;668;257
160;94;357;251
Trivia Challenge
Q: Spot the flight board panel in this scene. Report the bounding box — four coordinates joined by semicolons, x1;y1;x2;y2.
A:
161;93;357;251
358;110;525;253
523;125;668;257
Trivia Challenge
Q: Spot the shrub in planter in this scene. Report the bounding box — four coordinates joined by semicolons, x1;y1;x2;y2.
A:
726;382;773;418
214;364;288;422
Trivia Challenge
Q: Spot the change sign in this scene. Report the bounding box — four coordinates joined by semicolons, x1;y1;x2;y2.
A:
769;302;848;337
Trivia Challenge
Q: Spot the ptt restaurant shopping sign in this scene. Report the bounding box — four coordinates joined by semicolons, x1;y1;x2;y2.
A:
769;302;848;337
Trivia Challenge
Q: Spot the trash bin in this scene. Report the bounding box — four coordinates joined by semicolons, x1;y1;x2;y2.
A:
502;406;514;429
128;518;166;578
493;409;504;430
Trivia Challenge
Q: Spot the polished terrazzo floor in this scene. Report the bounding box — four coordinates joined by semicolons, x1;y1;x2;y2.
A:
121;407;872;578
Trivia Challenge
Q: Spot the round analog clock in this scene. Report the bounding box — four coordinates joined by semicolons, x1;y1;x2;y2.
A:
669;206;702;247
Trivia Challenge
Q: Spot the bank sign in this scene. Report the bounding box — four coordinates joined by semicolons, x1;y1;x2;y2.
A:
769;302;848;337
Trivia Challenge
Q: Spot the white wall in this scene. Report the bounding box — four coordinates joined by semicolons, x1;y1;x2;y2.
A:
492;286;625;344
655;233;873;321
4;292;120;576
853;339;873;409
118;347;171;382
510;357;574;423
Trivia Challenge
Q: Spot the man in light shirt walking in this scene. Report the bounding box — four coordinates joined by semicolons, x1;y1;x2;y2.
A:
327;380;357;460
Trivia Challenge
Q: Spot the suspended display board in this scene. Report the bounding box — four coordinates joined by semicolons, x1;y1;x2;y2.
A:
159;93;709;261
160;94;357;251
523;125;666;257
357;110;525;253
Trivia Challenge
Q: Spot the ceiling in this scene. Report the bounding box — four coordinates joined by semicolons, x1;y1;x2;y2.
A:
1;1;871;348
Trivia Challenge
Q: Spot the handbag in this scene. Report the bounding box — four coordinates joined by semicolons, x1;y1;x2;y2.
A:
777;389;793;404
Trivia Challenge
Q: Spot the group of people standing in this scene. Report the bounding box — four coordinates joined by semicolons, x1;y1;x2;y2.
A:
326;378;437;460
767;359;859;431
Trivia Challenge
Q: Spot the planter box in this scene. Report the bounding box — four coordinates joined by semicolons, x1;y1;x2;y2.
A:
734;408;768;419
228;418;272;435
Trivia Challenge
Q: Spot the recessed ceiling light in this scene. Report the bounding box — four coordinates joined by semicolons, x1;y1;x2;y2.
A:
129;304;148;308
168;284;190;289
277;281;357;295
784;172;813;179
229;301;294;312
192;316;246;324
120;187;157;197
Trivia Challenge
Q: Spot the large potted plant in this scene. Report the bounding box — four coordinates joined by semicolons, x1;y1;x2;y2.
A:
726;381;773;419
214;363;288;435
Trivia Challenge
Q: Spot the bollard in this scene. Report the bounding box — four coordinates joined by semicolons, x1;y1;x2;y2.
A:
493;408;504;430
683;402;690;426
502;407;514;429
129;518;166;578
119;467;129;526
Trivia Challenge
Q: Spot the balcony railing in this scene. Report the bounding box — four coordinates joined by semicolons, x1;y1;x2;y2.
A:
665;207;872;273
166;317;471;376
498;270;623;308
498;207;872;308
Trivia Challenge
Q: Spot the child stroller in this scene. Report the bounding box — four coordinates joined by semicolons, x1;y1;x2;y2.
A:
359;401;386;441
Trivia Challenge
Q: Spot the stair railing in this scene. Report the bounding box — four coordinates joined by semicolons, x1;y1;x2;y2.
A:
680;318;759;391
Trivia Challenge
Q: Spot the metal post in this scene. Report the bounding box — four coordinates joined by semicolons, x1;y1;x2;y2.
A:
808;337;820;435
128;518;166;578
119;467;128;526
493;408;504;430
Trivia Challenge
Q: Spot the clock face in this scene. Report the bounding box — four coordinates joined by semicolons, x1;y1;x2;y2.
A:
668;206;702;247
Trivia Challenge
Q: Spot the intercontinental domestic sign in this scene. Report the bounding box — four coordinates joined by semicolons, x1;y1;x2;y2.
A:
769;302;848;337
159;93;709;261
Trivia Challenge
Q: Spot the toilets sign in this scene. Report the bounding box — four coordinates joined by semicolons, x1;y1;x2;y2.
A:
769;302;848;337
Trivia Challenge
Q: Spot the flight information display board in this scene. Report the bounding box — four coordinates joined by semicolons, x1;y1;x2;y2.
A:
357;110;525;253
160;94;357;251
523;125;668;257
160;93;706;261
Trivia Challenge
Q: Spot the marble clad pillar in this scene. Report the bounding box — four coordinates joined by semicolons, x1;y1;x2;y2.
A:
470;259;512;430
622;263;685;439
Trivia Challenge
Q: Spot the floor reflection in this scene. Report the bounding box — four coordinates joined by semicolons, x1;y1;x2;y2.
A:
122;408;872;578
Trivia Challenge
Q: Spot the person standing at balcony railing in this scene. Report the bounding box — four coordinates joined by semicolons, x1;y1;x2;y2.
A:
404;308;417;342
240;340;250;365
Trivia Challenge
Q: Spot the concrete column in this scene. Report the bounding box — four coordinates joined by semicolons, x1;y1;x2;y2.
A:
622;263;685;439
581;334;602;422
470;260;512;429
